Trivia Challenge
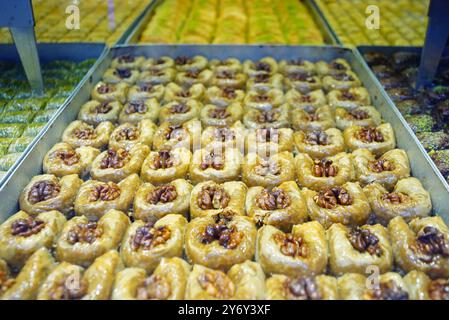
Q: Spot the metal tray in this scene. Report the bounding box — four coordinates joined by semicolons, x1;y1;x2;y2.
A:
0;45;447;225
0;42;107;188
124;0;338;45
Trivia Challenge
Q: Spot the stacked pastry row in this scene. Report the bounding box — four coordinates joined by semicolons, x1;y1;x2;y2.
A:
0;54;447;301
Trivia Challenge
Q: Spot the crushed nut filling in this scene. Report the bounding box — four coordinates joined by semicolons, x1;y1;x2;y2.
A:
100;149;130;169
304;131;330;145
53;150;80;166
256;110;280;123
307;112;320;122
256;128;279;143
312;159;339;177
213;128;236;142
274;232;307;257
28;180;61;204
151;150;175;169
288;59;306;66
138;83;153;92
222;87;237;99
67;222;102;244
209;108;230;119
254;62;271;72
197;184;230;210
256;188;290;210
357;127;385;143
254;158;281;176
428;279;449;300
0;271;15;294
11;217;45;237
368;159;394;173
131;222;171;250
200;213;243;249
73;126;96;140
147;185;177;204
185;70;200;79
201;150;225;170
339;90;358;101
348;109;369;120
299;94;313;103
198;271;235;299
254;73;270;83
176;90;191;98
330;61;347;71
348;227;383;256
253;94;270;103
114;68;132;79
175;56;192;65
333;73;354;81
136;275;171;300
367;280;409;300
285;277;322;300
97;83;115;94
89;182;121;202
49;277;88;300
414;226;449;263
115;126;139;141
216;70;235;79
171;103;190;114
94;102;113;114
381;192;408;204
314;187;353;209
164;124;185;141
125;101;147;114
289;73;316;83
118;54;135;63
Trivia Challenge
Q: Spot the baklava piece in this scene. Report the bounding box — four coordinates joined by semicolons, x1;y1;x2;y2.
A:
292;105;335;132
74;174;141;220
90;143;150;183
246;73;283;91
204;86;245;107
285;89;327;112
200;103;243;127
112;257;190;300
244;88;284;110
404;270;449;300
133;179;192;222
185;211;257;270
279;59;316;76
327;88;371;110
118;99;160;124
303;182;371;229
19;174;82;216
159;100;201;124
111;54;145;70
152;119;201;151
62;120;114;149
256;221;327;276
243;57;278;77
294;128;345;159
141;148;192;184
284;73;322;94
245;127;293;155
127;83;164;102
43;142;100;178
78;100;121;125
109;119;157;150
174;55;208;72
163;82;205;103
405;114;435;134
56;209;129;267
0;210;65;267
210;69;247;89
201;121;246;150
416;131;449;152
91;81;128;104
430;150;449;177
335;106;381;130
243;104;290;129
364;177;431;224
185;261;265;300
353;148;410;189
316;59;351;76
389;216;449;278
209;58;242;73
322;71;361;92
141;56;174;71
190;181;247;219
103;68;140;85
121;214;187;272
344;123;396;156
176;69;213;88
138;68;176;86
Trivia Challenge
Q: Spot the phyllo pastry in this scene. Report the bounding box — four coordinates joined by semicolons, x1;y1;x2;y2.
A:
285;89;327;112
91;81;128;104
138;68;176;86
163;82;205;103
243;104;290;129
266;275;338;300
205;86;245;108
109;119;157;150
111;54;145;70
404;270;449;300
200;103;243;127
335;106;381;130
294;128;345;159
127;83;164;102
327;87;371;110
152;119;201;151
291;105;335;132
103;68;140;85
344;123;396;156
244;88;284;110
118;99;160;124
62;120;114;149
322;71;361;92
245;127;294;154
78;100;122;125
201;122;246;151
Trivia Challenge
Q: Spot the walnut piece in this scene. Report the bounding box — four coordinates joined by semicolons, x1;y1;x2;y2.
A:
28;180;61;204
256;110;279;123
147;185;178;204
151;150;175;169
209;108;230;119
221;87;237;99
256;188;290;211
115;126;139;141
198;270;235;299
312;159;339;177
314;186;353;209
131;223;171;251
89;182;121;202
274;232;307;258
100;149;130;169
125;101;147;114
11;217;45;237
94;102;113;114
413;226;449;263
73;126;96;140
357;127;385;143
97;83;115;94
348;109;369;120
200;214;243;249
171;103;190;114
67;222;103;244
368;159;394;173
348;227;383;256
304;131;330;146
114;68;132;79
53;150;80;166
213;128;236;142
201;150;225;170
367;280;409;300
381;192;408;204
136;275;171;300
197;185;230;210
285;277;322;300
428;279;449;300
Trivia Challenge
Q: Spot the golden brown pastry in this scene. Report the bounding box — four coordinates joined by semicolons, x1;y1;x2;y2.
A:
200;103;243;127
256;221;328;276
245;127;293;155
163;82;205;103
364;177;431;224
62;120;114;149
121;214;187;272
327;88;371;110
303;182;371;229
389;216;449;278
118;99;160;124
344;123;396;156
43;142;100;178
103;68;140;85
0;210;65;267
243;57;278;77
138;68;176;86
159;100;201;124
243;104;290;129
291;105;335;132
133;179;192;222
111;54;145;70
246;73;283;91
294;128;345;159
74;174;141;220
244;88;284;110
109;119;157;150
284;73;322;94
127;83;165;102
210;70;247;89
78;100;121;125
141;56;174;71
55;209;129;267
204;86;245;108
140;148;192;185
403;270;449;300
112;257;190;300
335;106;382;130
91;81;128;104
209;58;242;73
285;89;327;112
246;181;308;230
19;174;82;216
322;71;361;92
185;261;265;300
37;250;122;300
174;55;208;72
185;211;257;271
279;59;316;76
152;119;201;151
176;69;213;87
201;121;246;151
316;59;351;77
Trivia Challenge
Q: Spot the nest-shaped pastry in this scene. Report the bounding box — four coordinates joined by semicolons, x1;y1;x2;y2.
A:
185;261;265;300
109;119;157;150
204;86;245;107
175;69;213;88
244;88;284;111
285;89;327;112
246;181;308;230
209;58;242;74
19;174;82;216
121;214;187;272
279;59;316;76
74;174;140;220
200;103;243;127
353;148;411;190
78;100;121;125
344;123;396;156
90;143;149;183
294;128;345;159
159;100;201;124
190;145;242;184
210;70;247;89
201;121;246;151
37;250;121;300
112;257;190;300
243;104;290;129
246;73;283;91
118;99;160;124
190;181;247;219
335;106;381;130
133;179;192;222
284;72;322;94
55;209;129;267
295;152;355;191
43;142;100;178
174;55;208;72
338;272;410;300
185;211;257;270
0;210;65;267
322;71;361;92
242;151;295;188
62;120;114;149
266;274;338;300
316;59;352;76
163;83;205;103
291;105;335;132
245;127;293;155
327;87;371;109
303;182;371;229
1;248;55;300
111;54;145;70
127;83;164;102
243;57;278;77
152;119;201;151
91;81;128;104
256;221;328;276
103;68;140;85
404;270;449;300
364;177;431;224
138;68;176;86
328;223;393;275
141;56;174;71
140;148;192;184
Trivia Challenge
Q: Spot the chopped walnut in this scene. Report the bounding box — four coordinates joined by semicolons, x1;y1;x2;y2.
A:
254;158;280;176
147;185;177;204
11;217;45;237
171;103;190;114
89;182;121;202
100;149;130;169
114;68;132;79
115;126;139;141
413;226;449;263
136;275;171;300
381;192;408;204
216;70;235;79
333;73;354;81
94;102;113;114
314;186;353;209
213;128;236;142
299;94;313;103
49;277;88;300
175;56;192;65
131;223;171;250
198;271;235;299
254;74;270;83
185;70;199;79
200;214;243;249
97;83;115;94
367;280;409;300
307;112;320;122
304;131;330;145
151;151;175;169
312;159;339;177
274;232;307;257
222;87;237;99
67;222;102;244
348;109;369;120
73;126;96;140
428;279;449;300
164;124;184;140
118;54;135;63
176;90;191;98
138;83;153;92
53;150;80;166
254;62;271;72
357;127;385;143
256;188;290;210
253;94;270;103
256;110;279;123
28;180;61;204
368;159;394;173
348;227;383;256
125;101;147;114
201;150;225;170
209;108;230;119
197;185;230;210
285;277;322;300
339;90;359;101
